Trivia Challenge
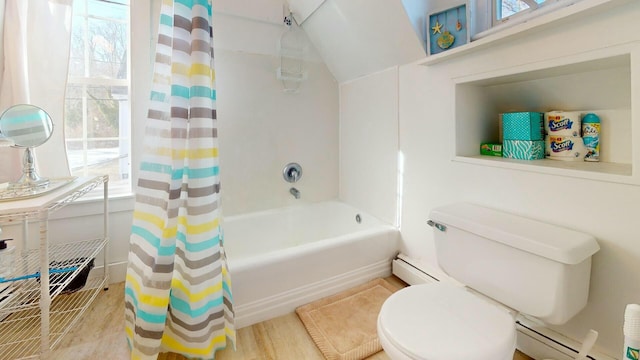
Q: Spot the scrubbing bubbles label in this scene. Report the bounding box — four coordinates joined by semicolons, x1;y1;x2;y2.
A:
627;346;639;360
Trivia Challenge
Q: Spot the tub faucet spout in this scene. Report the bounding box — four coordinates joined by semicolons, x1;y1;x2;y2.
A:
290;187;300;199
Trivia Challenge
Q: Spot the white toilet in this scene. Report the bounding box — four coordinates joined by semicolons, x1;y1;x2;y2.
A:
377;203;600;360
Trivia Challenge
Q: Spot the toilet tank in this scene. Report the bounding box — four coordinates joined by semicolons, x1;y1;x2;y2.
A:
428;203;600;325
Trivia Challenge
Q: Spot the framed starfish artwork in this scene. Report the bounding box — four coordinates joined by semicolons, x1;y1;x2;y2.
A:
427;3;469;56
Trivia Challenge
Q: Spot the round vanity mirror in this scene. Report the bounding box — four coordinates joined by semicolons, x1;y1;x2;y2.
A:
0;104;54;189
0;104;53;148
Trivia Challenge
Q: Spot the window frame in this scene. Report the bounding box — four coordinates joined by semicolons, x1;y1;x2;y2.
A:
65;0;133;198
494;0;537;25
55;0;154;222
471;0;581;41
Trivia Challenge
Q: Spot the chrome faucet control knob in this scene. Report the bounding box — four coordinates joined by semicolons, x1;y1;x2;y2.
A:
283;162;302;183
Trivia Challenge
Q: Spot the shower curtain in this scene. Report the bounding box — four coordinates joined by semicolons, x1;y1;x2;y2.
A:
124;0;235;359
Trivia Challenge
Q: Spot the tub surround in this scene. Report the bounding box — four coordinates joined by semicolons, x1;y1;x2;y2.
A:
214;0;340;216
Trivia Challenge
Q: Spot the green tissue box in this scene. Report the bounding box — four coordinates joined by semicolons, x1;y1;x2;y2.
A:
503;140;544;160
502;112;544;141
480;143;502;157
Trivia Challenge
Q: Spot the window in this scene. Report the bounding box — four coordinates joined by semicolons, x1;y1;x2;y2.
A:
65;0;131;195
495;0;551;24
466;0;578;41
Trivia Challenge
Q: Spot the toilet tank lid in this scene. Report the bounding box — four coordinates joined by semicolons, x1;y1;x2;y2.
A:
429;203;600;265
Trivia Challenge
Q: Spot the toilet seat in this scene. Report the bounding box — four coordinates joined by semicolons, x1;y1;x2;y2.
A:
377;282;516;360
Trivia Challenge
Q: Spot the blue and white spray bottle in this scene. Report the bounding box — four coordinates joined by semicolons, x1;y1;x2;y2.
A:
582;113;600;162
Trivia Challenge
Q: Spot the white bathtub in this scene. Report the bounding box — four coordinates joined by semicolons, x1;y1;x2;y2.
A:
223;200;399;328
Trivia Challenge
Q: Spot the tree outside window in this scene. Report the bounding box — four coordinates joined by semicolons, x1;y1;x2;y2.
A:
65;0;130;194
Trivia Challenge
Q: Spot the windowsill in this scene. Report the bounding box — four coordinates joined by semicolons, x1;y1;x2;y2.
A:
419;0;631;66
50;192;135;221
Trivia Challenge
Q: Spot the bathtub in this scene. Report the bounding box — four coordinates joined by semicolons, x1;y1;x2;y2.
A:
223;200;399;328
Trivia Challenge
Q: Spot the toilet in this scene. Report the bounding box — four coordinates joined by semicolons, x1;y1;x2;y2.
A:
377;203;600;360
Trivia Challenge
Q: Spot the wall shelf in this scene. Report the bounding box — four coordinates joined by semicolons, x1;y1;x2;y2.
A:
453;45;637;184
454;156;631;182
419;0;632;66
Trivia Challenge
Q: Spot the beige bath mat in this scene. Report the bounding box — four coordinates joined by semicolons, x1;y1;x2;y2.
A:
296;278;400;360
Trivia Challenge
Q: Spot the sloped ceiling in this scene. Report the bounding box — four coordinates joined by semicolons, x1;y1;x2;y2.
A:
288;0;426;83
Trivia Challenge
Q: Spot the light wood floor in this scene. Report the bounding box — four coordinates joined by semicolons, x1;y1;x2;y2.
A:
51;279;533;360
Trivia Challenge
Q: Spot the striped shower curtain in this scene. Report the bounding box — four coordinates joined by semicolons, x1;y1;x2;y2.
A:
124;0;235;359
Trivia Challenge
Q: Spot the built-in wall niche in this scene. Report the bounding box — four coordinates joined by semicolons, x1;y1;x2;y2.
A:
453;50;636;184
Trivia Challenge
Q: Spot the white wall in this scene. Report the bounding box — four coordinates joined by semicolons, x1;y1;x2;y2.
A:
300;0;425;83
339;67;399;225
401;0;429;52
396;2;640;357
214;0;339;215
217;48;338;215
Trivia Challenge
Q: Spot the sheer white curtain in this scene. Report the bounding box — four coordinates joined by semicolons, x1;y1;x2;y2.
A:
0;0;73;183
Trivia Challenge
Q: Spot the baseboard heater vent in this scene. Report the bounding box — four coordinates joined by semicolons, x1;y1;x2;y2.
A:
391;255;615;360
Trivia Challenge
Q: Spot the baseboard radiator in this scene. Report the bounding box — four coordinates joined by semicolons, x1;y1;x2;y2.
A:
392;255;615;360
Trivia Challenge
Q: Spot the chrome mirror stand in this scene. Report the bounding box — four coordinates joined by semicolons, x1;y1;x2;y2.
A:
8;147;49;190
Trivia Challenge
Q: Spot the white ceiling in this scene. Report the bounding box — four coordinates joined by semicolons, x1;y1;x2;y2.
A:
289;0;426;83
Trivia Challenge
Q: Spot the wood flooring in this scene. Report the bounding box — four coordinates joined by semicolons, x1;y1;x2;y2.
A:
49;279;534;360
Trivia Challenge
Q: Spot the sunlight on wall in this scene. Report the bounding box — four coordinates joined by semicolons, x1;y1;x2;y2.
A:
396;150;405;230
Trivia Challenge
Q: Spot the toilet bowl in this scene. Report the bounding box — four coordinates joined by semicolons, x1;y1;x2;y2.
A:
377;203;600;360
377;282;516;360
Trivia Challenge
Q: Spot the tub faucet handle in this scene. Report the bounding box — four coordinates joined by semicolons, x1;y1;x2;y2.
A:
283;163;302;183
